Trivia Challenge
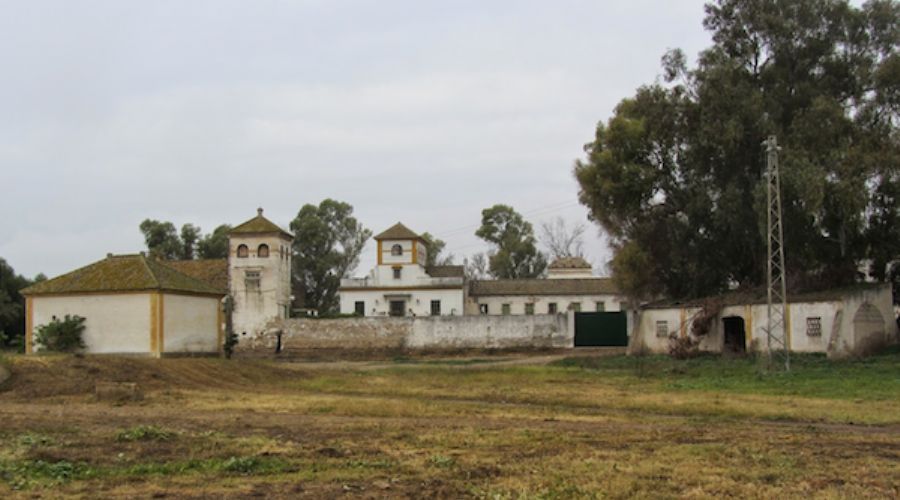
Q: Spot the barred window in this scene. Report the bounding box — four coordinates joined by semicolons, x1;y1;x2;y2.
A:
656;320;669;338
806;317;822;336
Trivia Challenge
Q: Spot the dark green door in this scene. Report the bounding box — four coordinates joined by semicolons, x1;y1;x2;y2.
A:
574;312;627;347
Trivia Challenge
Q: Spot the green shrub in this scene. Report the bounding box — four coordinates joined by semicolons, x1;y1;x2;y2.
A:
223;331;239;359
34;315;86;353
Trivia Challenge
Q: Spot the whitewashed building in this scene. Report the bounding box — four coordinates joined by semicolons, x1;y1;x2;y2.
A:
339;223;465;316
630;284;898;358
466;257;623;315
21;254;226;357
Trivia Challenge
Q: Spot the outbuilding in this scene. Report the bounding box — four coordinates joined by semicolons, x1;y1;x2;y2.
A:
21;253;226;357
630;284;898;358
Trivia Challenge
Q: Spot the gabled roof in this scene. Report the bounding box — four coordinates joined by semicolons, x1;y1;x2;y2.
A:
21;254;226;297
427;265;465;279
469;278;618;297
641;283;889;310
230;208;293;239
549;256;592;269
164;259;229;294
374;222;425;241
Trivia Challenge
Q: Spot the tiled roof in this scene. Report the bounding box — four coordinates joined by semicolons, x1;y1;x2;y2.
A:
164;259;229;294
374;222;424;241
549;256;592;269
469;278;618;297
21;254;226;296
641;283;889;310
427;265;465;278
230;208;293;239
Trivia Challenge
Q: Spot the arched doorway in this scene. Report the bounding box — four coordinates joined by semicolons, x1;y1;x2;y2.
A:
722;316;746;354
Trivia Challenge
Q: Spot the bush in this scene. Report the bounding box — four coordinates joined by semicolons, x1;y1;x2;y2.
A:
34;315;86;353
668;333;701;359
223;331;238;359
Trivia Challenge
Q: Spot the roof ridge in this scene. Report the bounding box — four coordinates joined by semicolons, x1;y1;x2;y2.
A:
139;254;162;289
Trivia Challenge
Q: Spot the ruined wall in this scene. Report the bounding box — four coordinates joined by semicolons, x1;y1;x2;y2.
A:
235;314;571;354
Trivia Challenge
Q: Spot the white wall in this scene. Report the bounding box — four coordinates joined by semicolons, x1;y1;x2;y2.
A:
340;288;465;317
163;293;220;353
406;314;571;349
32;293;152;354
379;239;416;266
467;294;622;316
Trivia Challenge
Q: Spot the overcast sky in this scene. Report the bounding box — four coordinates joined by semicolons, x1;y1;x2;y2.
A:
1;0;713;279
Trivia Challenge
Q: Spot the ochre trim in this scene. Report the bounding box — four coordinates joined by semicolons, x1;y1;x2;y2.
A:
23;289;225;299
338;286;464;292
217;302;224;356
159;293;165;355
744;304;753;346
412;240;418;265
25;296;33;354
377;240;383;265
785;303;792;351
150;292;165;358
679;308;687;338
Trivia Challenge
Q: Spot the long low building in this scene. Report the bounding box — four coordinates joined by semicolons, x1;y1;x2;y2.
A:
631;284;898;358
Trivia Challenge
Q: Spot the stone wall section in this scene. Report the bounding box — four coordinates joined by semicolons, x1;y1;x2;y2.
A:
235;314;572;354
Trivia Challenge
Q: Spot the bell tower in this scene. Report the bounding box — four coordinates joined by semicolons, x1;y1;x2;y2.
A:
228;208;293;336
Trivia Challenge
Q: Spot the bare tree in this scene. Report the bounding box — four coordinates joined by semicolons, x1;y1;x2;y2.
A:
540;217;586;260
464;252;490;280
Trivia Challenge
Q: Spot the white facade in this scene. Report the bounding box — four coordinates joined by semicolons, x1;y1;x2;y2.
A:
164;294;221;353
29;292;221;356
229;214;293;336
339;226;465;317
31;293;153;354
631;284;898;357
465;293;622;316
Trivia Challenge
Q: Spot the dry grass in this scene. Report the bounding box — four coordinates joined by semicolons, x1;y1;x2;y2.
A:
0;352;897;498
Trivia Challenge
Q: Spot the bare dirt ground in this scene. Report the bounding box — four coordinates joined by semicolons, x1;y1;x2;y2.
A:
0;353;897;498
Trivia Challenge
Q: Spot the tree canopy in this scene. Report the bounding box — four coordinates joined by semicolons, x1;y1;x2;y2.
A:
475;204;547;279
575;0;899;300
290;199;371;313
420;232;455;267
139;220;231;260
0;258;36;349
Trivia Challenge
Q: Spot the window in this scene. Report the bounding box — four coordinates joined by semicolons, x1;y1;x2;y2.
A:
245;270;260;290
257;244;269;258
479;304;488;315
393;267;402;279
596;301;606;312
525;303;535;315
570;302;582;312
237;244;249;258
391;244;403;256
354;301;365;316
806;317;822;337
656;320;669;338
548;303;558;314
430;300;441;316
389;300;405;317
502;303;511;315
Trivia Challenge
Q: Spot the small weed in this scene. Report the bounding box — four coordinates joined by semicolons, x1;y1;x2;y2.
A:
429;454;455;468
17;433;55;448
116;425;175;442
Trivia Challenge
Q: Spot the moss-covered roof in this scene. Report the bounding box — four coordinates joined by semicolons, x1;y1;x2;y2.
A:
374;222;424;241
641;283;890;310
164;259;229;294
230;208;293;239
21;254;226;296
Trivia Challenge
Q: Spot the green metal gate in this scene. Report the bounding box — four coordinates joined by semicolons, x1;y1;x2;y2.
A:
574;312;628;347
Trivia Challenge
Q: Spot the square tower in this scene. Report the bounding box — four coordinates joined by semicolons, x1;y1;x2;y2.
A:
228;208;294;336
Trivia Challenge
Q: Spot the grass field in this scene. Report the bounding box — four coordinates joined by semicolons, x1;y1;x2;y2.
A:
0;351;898;498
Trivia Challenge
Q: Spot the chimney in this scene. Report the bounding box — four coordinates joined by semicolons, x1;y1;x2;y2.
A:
257;207;264;216
107;253;113;258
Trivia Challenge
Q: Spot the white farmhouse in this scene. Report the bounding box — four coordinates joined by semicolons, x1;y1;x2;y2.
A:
339;223;465;316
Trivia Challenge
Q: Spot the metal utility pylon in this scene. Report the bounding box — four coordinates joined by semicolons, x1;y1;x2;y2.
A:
764;135;790;371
